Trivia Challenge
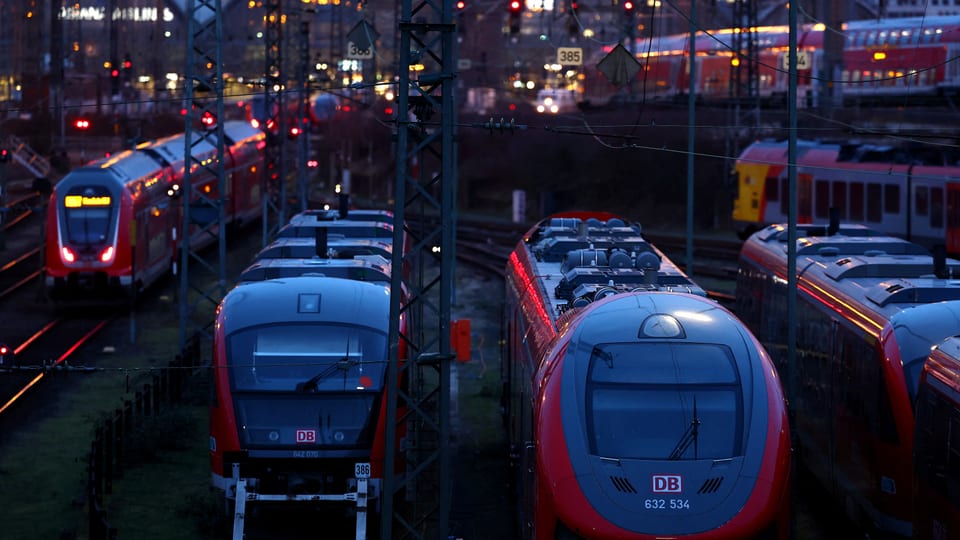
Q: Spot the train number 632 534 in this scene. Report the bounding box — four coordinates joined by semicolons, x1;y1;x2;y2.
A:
644;499;690;510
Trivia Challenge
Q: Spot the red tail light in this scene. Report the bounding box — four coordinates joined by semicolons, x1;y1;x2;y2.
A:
99;246;114;263
61;246;77;263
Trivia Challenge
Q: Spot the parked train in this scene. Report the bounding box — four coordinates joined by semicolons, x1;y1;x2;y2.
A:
503;211;792;539
245;90;342;134
44;121;266;302
913;333;960;540
735;222;960;537
581;16;960;108
209;206;408;537
731;138;960;254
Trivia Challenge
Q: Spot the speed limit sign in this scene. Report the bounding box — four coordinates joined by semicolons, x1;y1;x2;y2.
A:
557;47;583;66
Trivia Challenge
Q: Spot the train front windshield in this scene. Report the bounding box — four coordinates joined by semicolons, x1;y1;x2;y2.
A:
586;342;744;460
227;323;388;449
62;185;116;245
228;323;388;392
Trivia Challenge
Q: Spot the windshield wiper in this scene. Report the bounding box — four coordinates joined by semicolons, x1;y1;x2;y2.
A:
296;334;362;392
668;396;701;460
295;357;358;392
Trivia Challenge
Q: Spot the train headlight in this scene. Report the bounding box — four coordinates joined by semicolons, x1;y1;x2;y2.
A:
99;246;114;263
61;246;77;263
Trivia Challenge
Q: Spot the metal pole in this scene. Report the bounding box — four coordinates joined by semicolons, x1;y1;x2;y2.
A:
787;0;799;537
685;0;695;276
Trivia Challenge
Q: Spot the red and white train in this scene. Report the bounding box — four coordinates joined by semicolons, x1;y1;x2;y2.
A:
731;138;960;255
581;16;960;108
736;222;960;538
44;120;265;302
210;207;408;538
503;211;792;539
913;332;960;540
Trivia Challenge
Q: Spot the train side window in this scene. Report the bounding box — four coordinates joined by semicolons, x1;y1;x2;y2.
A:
855;32;866;48
867;183;883;222
850;181;864;221
780;177;790;216
832;181;848;220
878;31;888;46
930;187;944;228
866;31;877;47
764;176;779;202
815;179;830;219
884;184;900;214
916;186;929;216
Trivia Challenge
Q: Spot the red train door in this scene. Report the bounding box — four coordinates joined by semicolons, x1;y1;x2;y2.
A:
947;182;960;255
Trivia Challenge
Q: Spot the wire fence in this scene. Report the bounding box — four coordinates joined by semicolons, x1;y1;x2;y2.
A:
86;335;204;540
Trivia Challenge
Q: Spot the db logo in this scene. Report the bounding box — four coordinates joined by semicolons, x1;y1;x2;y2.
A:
295;429;317;444
652;475;683;493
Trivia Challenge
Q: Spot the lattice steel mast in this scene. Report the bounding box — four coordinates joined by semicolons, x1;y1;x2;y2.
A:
382;0;459;536
262;0;288;245
178;0;227;349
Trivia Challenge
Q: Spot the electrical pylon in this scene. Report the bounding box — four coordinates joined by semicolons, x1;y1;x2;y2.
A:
382;0;459;537
178;0;228;350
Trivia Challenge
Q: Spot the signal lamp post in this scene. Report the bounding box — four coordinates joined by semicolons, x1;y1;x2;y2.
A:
74;118;91;165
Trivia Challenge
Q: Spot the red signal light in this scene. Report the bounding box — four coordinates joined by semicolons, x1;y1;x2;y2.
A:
623;0;634;10
508;0;522;12
456;0;465;8
201;112;217;128
289;126;301;138
74;118;90;130
307;159;319;168
111;69;119;78
0;148;10;162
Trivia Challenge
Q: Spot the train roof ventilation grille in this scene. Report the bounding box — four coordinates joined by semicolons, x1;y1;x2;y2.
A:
609;476;638;494
697;476;724;494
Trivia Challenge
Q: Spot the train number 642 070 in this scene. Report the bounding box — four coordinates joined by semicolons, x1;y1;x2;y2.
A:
644;499;690;510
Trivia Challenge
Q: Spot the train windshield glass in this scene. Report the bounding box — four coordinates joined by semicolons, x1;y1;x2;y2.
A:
228;324;388;392
62;185;115;245
586;342;743;460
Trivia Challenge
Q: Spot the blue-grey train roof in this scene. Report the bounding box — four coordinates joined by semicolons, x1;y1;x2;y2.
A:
520;216;705;321
219;276;391;335
144;131;216;166
277;218;394;239
254;237;393;261
57;150;165;190
220;120;264;144
743;225;960;393
290;208;394;225
744;224;960;309
239;255;392;283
